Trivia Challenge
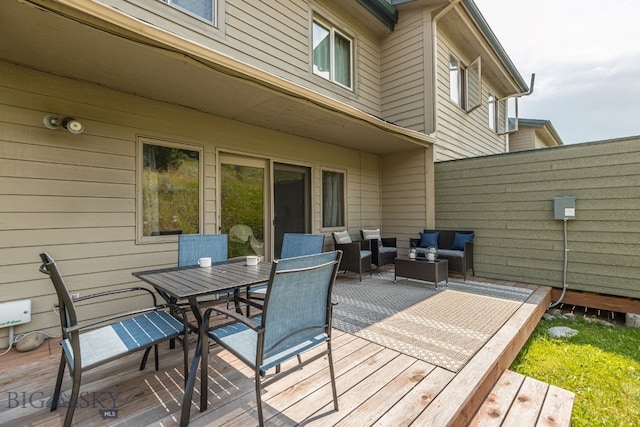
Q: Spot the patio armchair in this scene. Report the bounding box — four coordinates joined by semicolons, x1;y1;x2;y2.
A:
360;228;397;272
246;233;325;310
180;251;342;427
332;230;372;281
38;253;188;427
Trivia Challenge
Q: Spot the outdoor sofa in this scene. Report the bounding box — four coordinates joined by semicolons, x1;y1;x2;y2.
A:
410;229;475;280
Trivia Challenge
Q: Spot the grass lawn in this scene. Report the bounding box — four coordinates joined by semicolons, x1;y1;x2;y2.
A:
511;313;640;426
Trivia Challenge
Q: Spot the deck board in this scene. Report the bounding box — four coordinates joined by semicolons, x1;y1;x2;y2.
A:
0;276;573;427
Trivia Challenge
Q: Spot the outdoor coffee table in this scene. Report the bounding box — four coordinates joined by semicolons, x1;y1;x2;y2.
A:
394;256;448;289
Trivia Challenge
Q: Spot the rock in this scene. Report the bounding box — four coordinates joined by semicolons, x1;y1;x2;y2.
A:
584;317;615;327
548;326;578;339
542;313;555;321
562;312;576;320
549;309;563;317
15;332;47;352
626;313;640;328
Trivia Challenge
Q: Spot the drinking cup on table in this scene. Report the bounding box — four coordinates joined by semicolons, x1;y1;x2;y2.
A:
245;255;259;266
198;257;212;267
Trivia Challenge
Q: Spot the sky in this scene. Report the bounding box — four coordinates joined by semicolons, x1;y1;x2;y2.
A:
473;0;640;144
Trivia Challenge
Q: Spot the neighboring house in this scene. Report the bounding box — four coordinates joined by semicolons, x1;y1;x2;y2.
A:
0;0;531;341
509;118;563;152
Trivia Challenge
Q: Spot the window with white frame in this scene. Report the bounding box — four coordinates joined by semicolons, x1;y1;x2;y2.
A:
312;17;353;89
449;54;481;112
160;0;215;23
322;170;345;228
496;96;518;134
488;94;496;131
139;138;202;239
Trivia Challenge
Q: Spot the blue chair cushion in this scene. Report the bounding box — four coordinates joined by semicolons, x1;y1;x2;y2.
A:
360;250;372;259
419;231;439;248
451;232;474;250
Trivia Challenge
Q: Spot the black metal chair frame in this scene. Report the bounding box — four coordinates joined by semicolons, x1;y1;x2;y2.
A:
39;253;189;427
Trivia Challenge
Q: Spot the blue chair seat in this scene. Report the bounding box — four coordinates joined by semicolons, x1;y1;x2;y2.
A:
61;311;185;372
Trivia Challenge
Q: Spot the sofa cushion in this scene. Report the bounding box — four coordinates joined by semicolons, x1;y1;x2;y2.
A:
437;249;464;258
362;228;382;247
419;231;440;248
378;246;396;254
451;232;474;250
333;231;352;244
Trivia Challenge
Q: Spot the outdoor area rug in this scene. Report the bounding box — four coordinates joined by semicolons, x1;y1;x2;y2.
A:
331;271;534;372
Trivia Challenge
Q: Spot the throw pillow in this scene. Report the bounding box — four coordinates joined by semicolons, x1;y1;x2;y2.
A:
419;231;439;248
333;230;352;244
362;228;383;247
451;232;474;250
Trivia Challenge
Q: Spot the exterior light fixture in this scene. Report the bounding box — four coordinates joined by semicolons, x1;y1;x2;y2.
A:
43;115;61;129
42;115;84;134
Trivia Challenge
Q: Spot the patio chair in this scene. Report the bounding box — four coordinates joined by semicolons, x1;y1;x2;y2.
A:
178;234;228;267
38;253;188;427
360;228;397;272
332;230;372;281
180;251;342;427
178;234;233;313
247;233;325;307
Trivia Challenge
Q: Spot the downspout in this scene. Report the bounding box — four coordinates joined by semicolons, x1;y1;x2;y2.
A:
502;73;536;152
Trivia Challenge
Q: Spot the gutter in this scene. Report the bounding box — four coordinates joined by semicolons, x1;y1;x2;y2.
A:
357;0;399;30
461;0;529;93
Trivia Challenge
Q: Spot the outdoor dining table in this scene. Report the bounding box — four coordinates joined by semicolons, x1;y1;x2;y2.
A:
132;258;273;327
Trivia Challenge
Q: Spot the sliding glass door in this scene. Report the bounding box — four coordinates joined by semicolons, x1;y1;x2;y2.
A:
219;155;311;260
273;163;311;258
220;155;267;259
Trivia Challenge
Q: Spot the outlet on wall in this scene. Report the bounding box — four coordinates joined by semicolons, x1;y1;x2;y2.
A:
71;292;80;300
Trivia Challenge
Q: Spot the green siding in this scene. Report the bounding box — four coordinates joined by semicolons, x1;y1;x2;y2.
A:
434;138;640;299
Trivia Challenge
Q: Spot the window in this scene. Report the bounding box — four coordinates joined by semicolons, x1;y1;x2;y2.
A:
161;0;215;23
312;18;353;89
322;170;345;228
488;94;496;130
449;56;460;104
497;96;518;134
139;138;202;239
449;54;481;112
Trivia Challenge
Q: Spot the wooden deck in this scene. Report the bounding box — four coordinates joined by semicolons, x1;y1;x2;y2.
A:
0;275;574;426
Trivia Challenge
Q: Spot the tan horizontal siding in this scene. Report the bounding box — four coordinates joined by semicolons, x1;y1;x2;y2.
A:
381;9;425;132
0;61;382;344
434;33;506;160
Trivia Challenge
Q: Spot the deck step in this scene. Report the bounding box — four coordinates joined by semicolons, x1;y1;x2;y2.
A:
469;370;574;426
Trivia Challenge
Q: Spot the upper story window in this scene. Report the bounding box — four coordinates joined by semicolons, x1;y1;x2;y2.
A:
138;138;202;240
497;96;518;134
449;54;481;112
312;17;353;89
160;0;215;23
488;94;496;131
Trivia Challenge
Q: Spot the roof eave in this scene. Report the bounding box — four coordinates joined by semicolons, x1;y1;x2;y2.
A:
461;0;529;93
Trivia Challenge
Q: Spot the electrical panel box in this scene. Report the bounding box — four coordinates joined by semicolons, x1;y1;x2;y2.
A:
554;196;576;220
